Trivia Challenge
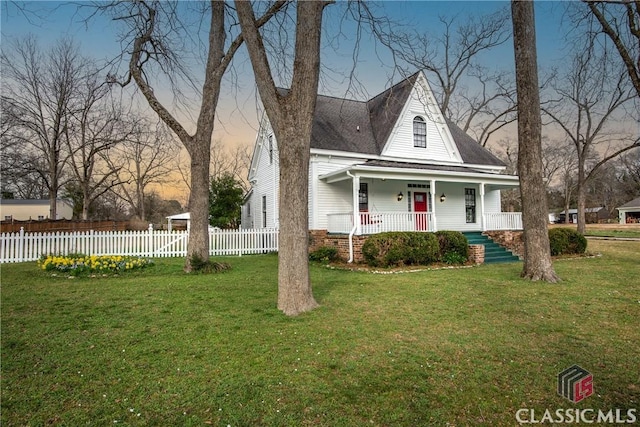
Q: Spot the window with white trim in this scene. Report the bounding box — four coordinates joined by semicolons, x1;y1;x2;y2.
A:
465;188;476;223
413;116;427;148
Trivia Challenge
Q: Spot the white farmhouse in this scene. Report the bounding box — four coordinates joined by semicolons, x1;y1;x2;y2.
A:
242;71;521;238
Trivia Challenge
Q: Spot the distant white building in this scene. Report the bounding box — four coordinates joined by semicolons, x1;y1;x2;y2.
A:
0;199;73;221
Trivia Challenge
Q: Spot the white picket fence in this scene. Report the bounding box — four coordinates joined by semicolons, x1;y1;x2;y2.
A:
0;226;279;263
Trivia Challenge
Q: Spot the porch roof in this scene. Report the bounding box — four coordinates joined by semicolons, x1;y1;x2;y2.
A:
319;159;520;188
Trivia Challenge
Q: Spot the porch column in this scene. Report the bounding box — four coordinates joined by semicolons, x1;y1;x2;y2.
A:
352;174;361;235
479;182;486;231
430;179;437;232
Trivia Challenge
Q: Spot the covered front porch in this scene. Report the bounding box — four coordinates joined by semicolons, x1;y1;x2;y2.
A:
318;161;522;235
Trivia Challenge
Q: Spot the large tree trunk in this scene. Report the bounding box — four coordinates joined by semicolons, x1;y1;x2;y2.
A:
511;0;559;282
276;118;318;315
184;139;212;272
236;0;325;315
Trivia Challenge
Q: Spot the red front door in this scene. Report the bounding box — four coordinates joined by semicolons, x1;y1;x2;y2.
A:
414;192;428;230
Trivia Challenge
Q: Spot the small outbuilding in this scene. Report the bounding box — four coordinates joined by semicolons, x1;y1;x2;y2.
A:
618;197;640;224
166;212;191;231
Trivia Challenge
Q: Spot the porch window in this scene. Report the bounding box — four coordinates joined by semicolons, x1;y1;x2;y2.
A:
465;188;476;223
413;116;427;148
359;182;368;212
262;195;267;227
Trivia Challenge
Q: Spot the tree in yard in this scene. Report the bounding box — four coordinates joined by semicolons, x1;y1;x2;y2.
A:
236;0;331;315
1;37;82;219
374;8;517;148
582;0;640;99
209;173;244;229
0;108;48;199
618;149;640;199
511;0;559;282
64;69;132;220
100;1;285;271
104;119;180;222
542;46;638;234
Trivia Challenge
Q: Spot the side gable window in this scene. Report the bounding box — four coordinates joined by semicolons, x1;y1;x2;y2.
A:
262;195;267;227
413;116;427;148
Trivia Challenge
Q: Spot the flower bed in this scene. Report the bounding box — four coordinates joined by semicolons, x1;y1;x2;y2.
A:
38;254;153;276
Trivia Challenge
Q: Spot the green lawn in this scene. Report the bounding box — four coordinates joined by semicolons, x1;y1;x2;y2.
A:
2;241;639;426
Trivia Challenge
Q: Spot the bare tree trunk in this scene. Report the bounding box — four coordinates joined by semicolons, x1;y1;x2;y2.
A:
185;141;213;266
49;190;57;220
511;0;559;282
104;0;285;271
276;121;316;315
236;0;326;315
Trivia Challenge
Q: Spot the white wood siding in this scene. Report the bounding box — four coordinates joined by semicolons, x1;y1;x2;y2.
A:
244;126;279;229
484;190;501;214
310;157;361;230
381;80;462;163
431;182;480;232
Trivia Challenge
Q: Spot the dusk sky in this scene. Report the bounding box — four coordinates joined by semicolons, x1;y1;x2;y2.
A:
1;1;571;199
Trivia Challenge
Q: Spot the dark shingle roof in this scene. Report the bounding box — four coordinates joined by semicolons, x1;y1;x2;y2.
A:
445;118;505;167
618;196;640;209
310;95;378;154
282;72;505;168
366;73;417;153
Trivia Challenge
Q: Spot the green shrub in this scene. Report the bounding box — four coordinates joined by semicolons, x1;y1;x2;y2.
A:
442;251;468;265
549;228;587;256
309;246;339;262
362;232;439;267
435;230;469;263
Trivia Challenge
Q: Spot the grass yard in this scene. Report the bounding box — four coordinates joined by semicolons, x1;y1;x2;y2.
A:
2;240;639;426
552;223;640;239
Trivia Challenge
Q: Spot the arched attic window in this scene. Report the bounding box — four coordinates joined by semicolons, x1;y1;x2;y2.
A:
413;116;427;148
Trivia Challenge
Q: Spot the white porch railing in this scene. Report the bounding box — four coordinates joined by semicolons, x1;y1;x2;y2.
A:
484;212;523;230
327;211;523;234
327;212;435;234
0;226;279;263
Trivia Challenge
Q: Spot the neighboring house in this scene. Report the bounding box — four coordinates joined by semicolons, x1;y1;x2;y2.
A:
241;71;521;236
556;207;608;224
618;197;640;224
0;199;73;221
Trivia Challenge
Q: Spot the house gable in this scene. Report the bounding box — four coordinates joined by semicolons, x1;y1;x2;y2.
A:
379;72;463;164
